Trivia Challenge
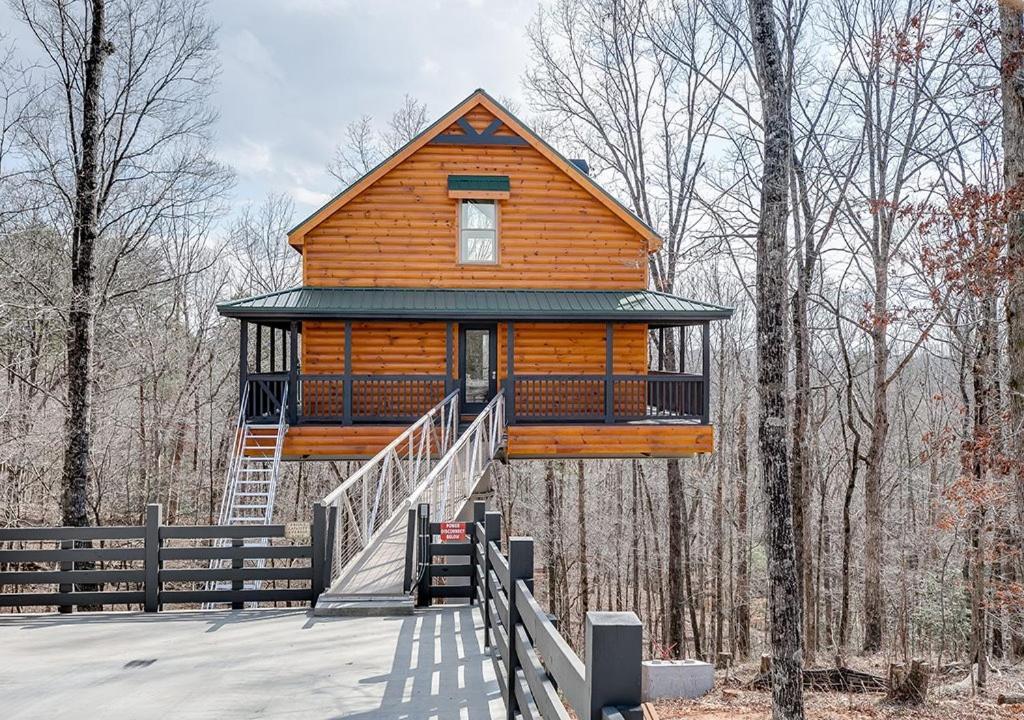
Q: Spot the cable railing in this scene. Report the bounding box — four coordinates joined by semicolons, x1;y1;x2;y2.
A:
320;390;460;589
408;389;505;522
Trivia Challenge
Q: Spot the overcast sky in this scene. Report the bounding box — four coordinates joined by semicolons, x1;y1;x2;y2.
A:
211;0;539;217
2;0;540;220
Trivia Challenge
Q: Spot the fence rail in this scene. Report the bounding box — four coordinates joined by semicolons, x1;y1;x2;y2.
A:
0;504;317;611
423;501;644;720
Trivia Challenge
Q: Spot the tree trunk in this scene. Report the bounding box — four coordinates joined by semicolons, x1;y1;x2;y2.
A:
62;0;109;530
577;460;590;623
1000;0;1024;662
747;0;804;714
735;397;751;658
545;461;559;622
667;457;685;658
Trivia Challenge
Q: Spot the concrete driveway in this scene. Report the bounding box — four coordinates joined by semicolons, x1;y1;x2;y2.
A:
0;606;502;719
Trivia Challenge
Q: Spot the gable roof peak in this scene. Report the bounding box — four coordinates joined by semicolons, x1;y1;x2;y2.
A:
288;89;661;251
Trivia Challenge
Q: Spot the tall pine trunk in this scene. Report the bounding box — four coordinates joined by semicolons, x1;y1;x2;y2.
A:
62;0;109;529
747;0;804;714
1001;0;1024;661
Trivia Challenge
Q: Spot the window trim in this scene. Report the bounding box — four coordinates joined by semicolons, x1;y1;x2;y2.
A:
457;199;500;265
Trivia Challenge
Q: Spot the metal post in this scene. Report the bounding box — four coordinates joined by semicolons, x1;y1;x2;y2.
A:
270;326;276;371
482;510;501;647
701;321;710;425
584;612;643;720
144;503;162;612
604;322;614;423
289;321;299;425
505;321;515;424
445;321;454;396
416;503;431;607
311;502;326;604
239;320;249;401
403;506;417;593
231;537;245;610
343;321;353;425
506;537;534;720
680;325;686;374
324;504;337;589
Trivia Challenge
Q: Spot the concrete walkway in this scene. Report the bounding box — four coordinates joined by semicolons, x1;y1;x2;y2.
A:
0;606;502;719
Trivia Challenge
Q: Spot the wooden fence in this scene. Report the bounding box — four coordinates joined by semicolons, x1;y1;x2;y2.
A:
0;504;323;612
418;500;644;720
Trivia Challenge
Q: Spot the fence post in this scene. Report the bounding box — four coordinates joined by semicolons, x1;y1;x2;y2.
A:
58;538;74;614
416;503;431;607
506;537;534;720
144;503;162;613
311;502;326;604
403;506;417;593
471;501;486;605
482;510;501;647
584;611;643;720
231;538;244;610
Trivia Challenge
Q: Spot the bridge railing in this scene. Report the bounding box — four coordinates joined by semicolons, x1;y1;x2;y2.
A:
469;501;643;720
0;504;316;611
318;390;460;590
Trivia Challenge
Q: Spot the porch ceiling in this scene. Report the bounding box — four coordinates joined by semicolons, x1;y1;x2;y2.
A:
217;286;733;324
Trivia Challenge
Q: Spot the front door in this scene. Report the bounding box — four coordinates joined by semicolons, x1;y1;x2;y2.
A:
458;323;498;413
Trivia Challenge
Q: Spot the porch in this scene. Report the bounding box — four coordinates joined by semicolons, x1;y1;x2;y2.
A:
218;287;731;459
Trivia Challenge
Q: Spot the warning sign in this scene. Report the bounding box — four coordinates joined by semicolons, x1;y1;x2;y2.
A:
440;522;467;542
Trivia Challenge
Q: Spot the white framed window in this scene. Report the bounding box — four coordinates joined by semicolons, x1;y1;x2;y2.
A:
459;200;498;264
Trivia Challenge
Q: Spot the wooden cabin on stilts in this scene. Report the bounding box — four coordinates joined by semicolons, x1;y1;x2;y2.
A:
215;89;732;604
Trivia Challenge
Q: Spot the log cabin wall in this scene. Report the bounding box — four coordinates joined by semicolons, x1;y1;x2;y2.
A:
301;106;649;290
297;320;648;420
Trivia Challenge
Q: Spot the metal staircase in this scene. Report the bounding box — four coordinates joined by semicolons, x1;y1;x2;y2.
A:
314;390;506;615
208;383;288;599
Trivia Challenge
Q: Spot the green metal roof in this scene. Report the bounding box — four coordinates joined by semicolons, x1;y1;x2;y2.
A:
217;287;733;324
448;175;510;192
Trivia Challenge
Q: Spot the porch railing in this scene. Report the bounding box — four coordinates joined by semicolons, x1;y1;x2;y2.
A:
512;372;706;424
245;372;707;426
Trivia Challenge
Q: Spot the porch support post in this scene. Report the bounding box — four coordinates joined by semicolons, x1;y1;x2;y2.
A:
288;321;299;425
604;322;614;424
680;326;686;374
445;321;454;396
239;320;249;402
701;321;710;425
255;324;262;373
658;327;665;372
343;321;352;425
270;326;276;371
505;321;515;424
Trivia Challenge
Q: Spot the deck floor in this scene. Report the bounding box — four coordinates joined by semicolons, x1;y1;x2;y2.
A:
0;606;501;719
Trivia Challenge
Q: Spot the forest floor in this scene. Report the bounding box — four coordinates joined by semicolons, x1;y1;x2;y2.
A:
653;657;1024;719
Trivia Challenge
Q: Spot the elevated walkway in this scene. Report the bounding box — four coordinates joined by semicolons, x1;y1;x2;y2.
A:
314;391;506;615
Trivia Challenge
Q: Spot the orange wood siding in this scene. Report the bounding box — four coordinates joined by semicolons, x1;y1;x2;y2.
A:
507;424;714;458
302;107;648;290
282;424;713;460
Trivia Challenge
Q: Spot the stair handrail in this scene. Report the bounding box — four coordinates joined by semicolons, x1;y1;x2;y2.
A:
320;390;460;589
321;390;459;505
217;381;250;526
408;388;505;519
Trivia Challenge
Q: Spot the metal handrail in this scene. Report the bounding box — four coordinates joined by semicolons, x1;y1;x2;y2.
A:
320;390;460;589
217;382;250;526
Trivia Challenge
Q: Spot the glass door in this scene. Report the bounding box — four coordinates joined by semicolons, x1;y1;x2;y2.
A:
458;323;497;413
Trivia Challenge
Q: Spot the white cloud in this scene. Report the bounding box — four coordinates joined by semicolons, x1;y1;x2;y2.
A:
218;138;274;177
290;186;333;210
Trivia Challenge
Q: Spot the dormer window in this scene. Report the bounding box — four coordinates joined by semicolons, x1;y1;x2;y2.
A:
459;200;498;264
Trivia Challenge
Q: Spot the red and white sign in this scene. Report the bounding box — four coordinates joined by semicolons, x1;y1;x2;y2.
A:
439;522;467;542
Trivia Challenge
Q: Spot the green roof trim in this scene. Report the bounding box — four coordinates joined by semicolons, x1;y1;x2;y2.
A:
448;175;510;192
217;287;734;324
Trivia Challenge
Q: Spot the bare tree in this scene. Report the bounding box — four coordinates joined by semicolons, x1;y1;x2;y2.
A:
229;192;299;295
327;94;428;186
746;0;805;716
